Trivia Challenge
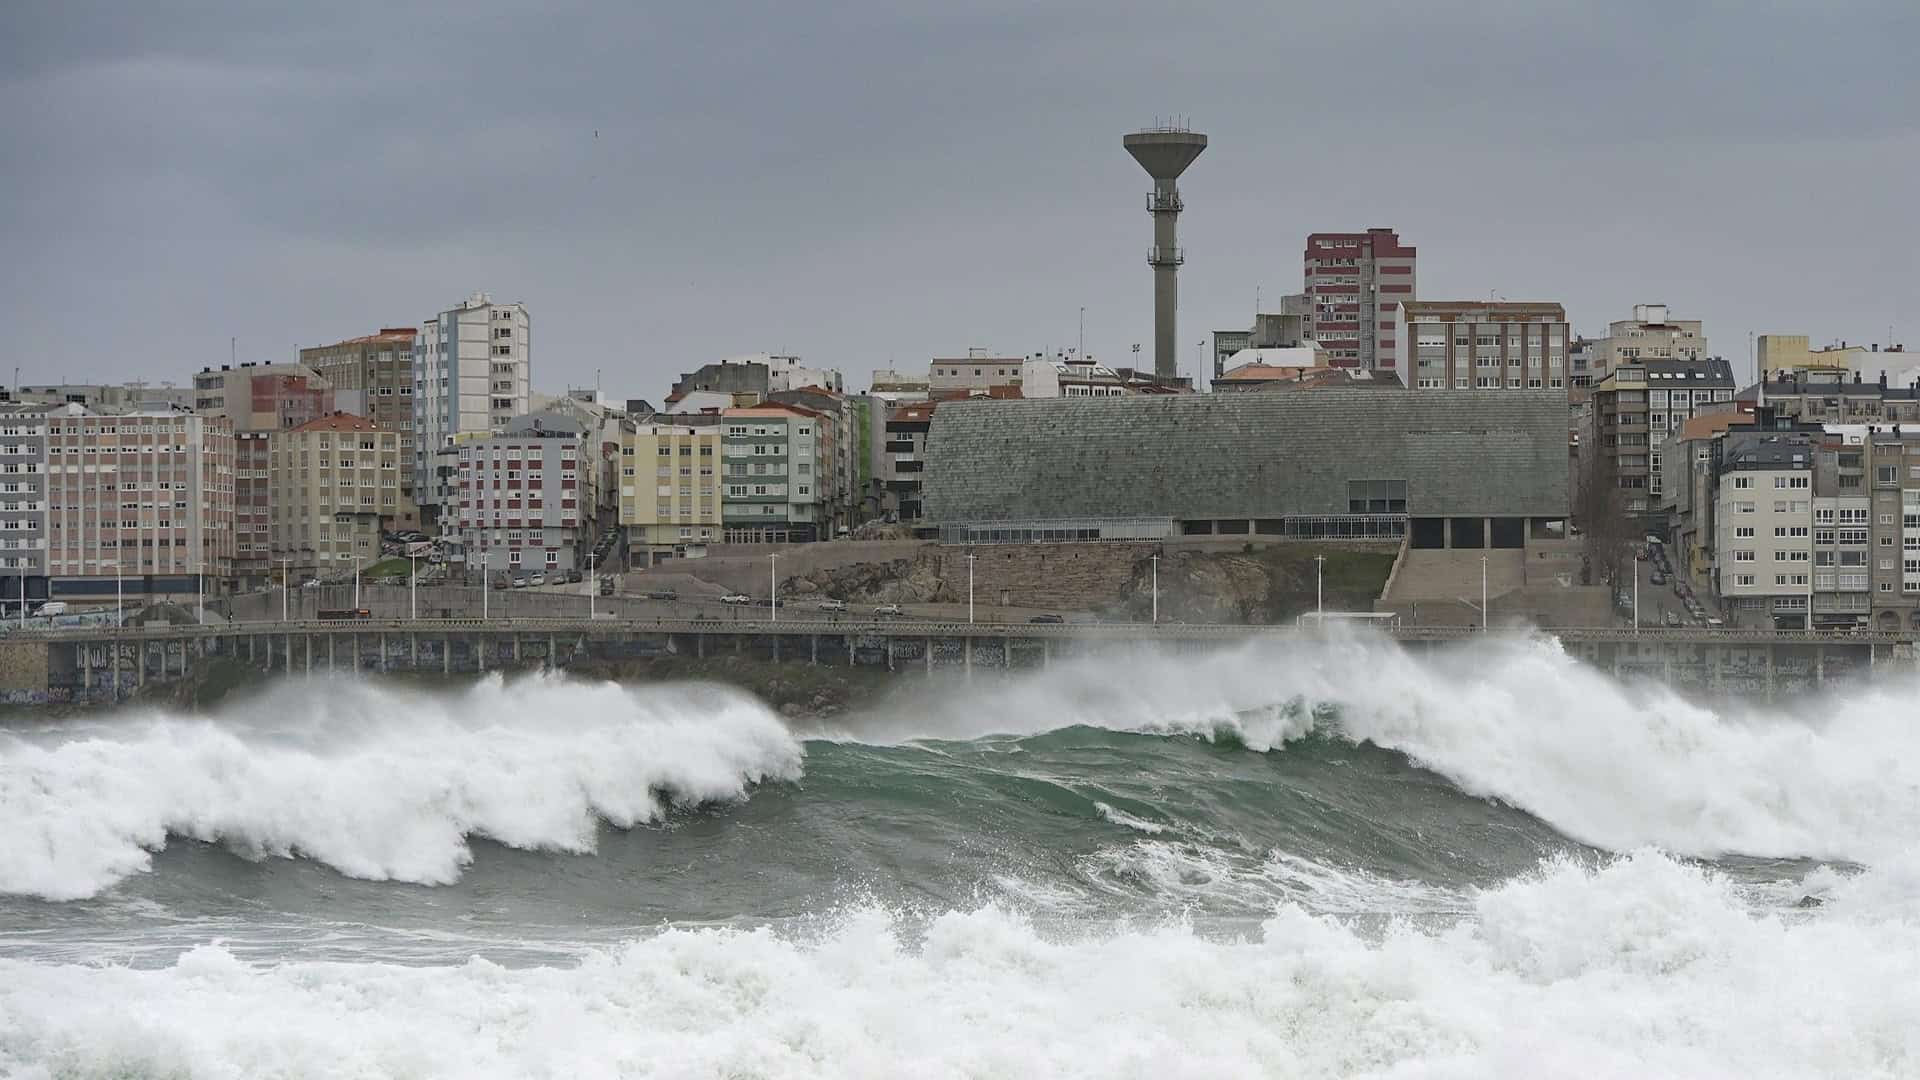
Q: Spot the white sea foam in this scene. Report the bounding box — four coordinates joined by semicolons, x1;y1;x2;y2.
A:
3;851;1914;1079
861;633;1920;862
0;674;803;901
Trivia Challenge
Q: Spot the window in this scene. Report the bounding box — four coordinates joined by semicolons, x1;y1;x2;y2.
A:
1736;574;1755;587
1734;551;1755;562
1732;476;1752;489
1346;479;1408;514
1734;526;1755;538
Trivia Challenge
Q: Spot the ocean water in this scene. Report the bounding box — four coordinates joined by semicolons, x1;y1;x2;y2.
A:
2;633;1918;1078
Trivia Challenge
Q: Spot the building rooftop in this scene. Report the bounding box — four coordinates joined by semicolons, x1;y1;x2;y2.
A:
327;328;418;347
290;412;382;433
1672;411;1753;442
1400;300;1567;320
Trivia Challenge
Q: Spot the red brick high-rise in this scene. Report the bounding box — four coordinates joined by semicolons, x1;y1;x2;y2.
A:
1302;228;1416;371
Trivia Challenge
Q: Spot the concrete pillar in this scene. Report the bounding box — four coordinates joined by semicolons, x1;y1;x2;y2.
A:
810;634;818;665
513;635;521;662
82;650;91;691
305;634;312;676
1815;646;1825;686
410;633;418;669
548;633;557;668
1042;639;1051;669
734;634;742;655
772;635;781;663
1765;646;1776;704
845;634;854;668
329;634;336;671
137;642;146;688
964;636;974;682
249;634;256;664
284;634;292;674
926;638;933;675
697;633;705;659
479;634;487;672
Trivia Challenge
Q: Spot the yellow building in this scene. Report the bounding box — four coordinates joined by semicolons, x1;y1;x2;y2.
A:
268;413;408;578
1757;334;1855;377
619;423;723;566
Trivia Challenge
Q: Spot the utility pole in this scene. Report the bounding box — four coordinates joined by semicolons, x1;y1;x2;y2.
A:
409;554;418;621
587;550;597;620
279;558;289;622
769;552;780;624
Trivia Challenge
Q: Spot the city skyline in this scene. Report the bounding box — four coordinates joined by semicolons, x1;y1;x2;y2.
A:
4;1;1916;393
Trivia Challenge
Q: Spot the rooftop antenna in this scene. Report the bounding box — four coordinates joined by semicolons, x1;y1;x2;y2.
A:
1125;122;1208;379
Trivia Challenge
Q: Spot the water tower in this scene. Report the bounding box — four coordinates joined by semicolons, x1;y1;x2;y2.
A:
1123;124;1208;379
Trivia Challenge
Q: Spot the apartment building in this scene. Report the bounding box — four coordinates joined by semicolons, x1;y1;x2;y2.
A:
874;401;934;521
928;353;1027;394
1302;228;1416;370
769;386;857;533
192;362;335;431
299;327;419;527
453;414;588;578
1583;358;1736;515
233;430;272;584
1590;304;1707;380
1740;369;1920;425
719;403;827;542
1212;298;1316;380
0;405;53;604
266;414;406;579
1390;301;1570;392
1861;427;1920;630
1757;335;1916;382
414;292;531;529
43;405;234;588
1713;430;1817;629
618;422;723;566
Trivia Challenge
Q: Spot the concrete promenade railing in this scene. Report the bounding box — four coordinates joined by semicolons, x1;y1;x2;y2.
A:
7;617;1916;647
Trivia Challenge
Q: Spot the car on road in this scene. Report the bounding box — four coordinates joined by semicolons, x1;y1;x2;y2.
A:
645;589;677;601
1650;571;1667;586
1636;547;1649;561
528;572;546;587
873;603;904;617
755;597;783;608
564;569;583;584
1665;612;1682;628
817;599;848;613
599;577;617;597
720;593;752;605
1028;614;1065;624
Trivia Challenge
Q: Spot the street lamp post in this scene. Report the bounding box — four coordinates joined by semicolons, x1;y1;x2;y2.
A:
197;556;205;626
115;561;123;625
1314;554;1325;620
409;554;418;621
587;550;597;620
480;538;489;621
1150;553;1160;624
769;552;780;625
966;553;976;624
1632;559;1639;634
1481;555;1489;633
279;558;289;623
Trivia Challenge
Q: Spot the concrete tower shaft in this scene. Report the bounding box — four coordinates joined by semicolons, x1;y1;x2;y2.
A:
1124;128;1207;379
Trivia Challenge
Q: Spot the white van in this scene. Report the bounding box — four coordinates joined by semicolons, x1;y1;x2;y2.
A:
35;602;67;617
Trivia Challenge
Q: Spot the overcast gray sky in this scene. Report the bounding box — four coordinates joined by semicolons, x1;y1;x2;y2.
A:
3;1;1915;396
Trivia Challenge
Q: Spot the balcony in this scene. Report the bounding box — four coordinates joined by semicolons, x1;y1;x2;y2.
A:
1147;246;1185;267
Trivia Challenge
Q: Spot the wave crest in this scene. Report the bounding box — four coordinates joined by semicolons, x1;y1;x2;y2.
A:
0;674;804;900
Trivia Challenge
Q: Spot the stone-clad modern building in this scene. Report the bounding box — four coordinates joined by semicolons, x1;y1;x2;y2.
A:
922;391;1568;547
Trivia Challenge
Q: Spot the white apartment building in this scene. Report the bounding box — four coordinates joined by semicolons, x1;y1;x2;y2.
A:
453;414;588;578
413;292;531;529
1714;446;1815;629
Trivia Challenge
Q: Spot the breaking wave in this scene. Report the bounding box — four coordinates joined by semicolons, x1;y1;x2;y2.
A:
0;674;803;901
4;852;1915;1079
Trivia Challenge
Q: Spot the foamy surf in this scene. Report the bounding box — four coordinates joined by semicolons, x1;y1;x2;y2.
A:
2;852;1914;1079
0;674;804;900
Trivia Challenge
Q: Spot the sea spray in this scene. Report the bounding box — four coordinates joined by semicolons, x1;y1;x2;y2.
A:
0;673;804;900
3;852;1914;1079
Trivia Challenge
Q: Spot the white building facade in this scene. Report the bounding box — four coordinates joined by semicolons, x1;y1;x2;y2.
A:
413;292;531;529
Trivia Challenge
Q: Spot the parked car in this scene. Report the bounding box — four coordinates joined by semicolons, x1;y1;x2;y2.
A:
511;575;528;589
494;579;513;591
1665;612;1682;628
645;589;678;601
1650;571;1667;586
873;603;904;617
720;593;752;605
817;599;848;613
34;602;67;617
599;577;617;597
564;569;583;584
1028;614;1065;624
528;572;546;587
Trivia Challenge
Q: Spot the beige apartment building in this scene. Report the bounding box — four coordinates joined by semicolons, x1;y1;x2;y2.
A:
620;422;723;565
267;414;406;579
299;327;420;528
192;362;334;431
1390;301;1569;391
43;405;235;583
1590;304;1707;380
